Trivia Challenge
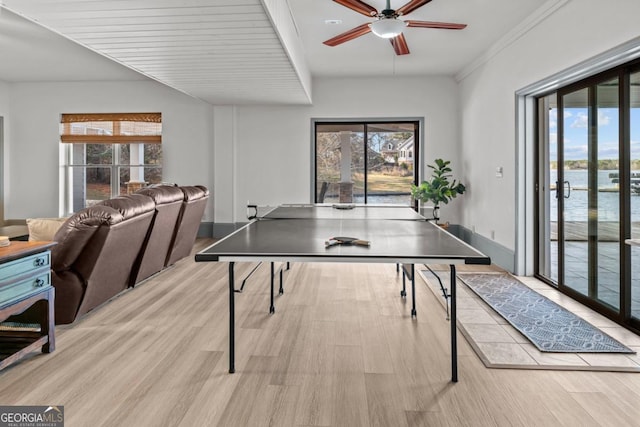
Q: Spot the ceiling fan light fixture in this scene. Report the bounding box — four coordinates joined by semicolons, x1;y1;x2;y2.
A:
369;18;405;39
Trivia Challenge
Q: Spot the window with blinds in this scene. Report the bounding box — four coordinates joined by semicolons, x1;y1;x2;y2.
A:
60;113;163;213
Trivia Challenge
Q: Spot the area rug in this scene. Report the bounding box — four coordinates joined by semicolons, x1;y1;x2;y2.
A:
457;273;634;353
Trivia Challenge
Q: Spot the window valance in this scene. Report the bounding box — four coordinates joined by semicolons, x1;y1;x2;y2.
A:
60;112;162;144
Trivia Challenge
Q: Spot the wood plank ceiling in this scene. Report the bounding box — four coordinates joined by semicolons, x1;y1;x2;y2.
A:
2;0;312;105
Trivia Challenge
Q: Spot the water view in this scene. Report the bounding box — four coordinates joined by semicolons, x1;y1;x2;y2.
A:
550;169;640;222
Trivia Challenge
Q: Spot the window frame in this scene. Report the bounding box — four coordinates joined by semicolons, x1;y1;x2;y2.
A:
60;112;163;214
310;118;423;208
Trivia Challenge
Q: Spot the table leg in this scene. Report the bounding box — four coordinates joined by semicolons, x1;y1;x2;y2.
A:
401;265;407;297
270;262;275;314
42;287;55;353
279;267;284;295
450;264;457;382
229;262;236;374
410;264;416;318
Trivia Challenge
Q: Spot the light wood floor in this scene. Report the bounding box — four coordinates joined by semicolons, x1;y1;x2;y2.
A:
1;239;639;426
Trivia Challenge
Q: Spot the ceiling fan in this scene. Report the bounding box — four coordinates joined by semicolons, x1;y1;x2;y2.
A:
323;0;466;55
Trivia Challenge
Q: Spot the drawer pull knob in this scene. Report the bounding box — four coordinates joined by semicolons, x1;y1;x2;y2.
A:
34;278;45;287
34;258;46;267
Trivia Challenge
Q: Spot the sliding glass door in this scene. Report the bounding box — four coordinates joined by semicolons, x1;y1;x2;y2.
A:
537;61;640;332
558;79;622;309
314;121;419;205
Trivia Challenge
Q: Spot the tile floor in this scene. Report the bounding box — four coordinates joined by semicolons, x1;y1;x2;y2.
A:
418;268;640;372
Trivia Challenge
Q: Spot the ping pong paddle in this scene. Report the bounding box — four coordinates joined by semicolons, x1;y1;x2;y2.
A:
332;204;355;210
325;236;370;247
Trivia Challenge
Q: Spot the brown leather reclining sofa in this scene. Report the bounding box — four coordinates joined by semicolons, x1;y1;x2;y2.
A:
50;185;209;324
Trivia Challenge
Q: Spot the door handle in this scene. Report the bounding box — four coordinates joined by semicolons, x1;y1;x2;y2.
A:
564;180;571;199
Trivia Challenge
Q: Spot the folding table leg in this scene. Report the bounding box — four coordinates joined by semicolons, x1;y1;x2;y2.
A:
279;267;284;295
410;264;416;318
401;265;407;297
450;264;458;382
270;262;275;314
229;262;236;374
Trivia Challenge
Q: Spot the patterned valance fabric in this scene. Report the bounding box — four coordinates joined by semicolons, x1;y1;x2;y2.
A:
60;113;161;144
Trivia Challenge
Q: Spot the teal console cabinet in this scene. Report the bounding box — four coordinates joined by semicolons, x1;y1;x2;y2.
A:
0;241;56;371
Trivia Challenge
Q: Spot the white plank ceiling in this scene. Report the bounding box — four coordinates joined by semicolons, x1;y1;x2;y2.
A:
0;0;553;105
2;0;312;105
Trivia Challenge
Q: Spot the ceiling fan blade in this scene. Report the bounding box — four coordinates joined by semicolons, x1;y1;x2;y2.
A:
406;20;467;30
323;23;372;46
390;33;410;55
333;0;377;17
396;0;433;16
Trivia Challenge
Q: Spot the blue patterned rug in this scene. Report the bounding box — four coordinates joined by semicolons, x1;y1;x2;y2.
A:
458;273;635;353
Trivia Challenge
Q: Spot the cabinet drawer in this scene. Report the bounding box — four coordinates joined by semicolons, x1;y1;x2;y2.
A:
0;252;51;283
0;272;51;307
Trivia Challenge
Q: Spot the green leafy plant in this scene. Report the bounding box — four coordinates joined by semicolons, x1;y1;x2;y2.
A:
411;158;466;221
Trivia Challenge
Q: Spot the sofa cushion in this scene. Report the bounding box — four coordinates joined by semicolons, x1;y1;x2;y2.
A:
130;185;185;284
180;185;209;201
26;217;67;241
98;194;155;220
165;185;209;266
136;185;184;205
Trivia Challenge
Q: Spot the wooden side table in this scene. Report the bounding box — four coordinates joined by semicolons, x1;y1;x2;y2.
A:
0;241;57;371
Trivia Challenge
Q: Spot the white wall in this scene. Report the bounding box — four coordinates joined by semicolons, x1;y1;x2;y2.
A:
0;81;8;114
6;80;215;220
458;0;640;252
0;80;9;223
213;106;236;224
216;76;460;223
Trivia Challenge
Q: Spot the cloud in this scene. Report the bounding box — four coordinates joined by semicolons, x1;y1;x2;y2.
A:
598;147;619;158
598;110;611;126
563;143;588;159
570;112;588;128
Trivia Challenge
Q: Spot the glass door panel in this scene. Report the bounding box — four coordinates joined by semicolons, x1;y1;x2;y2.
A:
351;130;365;203
596;78;620;310
315;124;364;203
561;87;590;297
630;70;640;321
537;94;559;283
365;123;416;205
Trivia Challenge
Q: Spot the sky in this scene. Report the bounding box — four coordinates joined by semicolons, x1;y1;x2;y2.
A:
549;108;640;161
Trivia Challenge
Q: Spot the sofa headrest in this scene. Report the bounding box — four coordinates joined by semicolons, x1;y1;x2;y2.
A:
98;194;155;220
179;185;209;202
52;205;124;271
136;185;184;205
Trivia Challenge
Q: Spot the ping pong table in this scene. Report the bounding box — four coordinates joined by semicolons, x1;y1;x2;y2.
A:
195;204;490;382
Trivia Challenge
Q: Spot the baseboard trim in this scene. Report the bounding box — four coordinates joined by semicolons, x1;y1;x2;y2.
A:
448;224;515;273
211;222;240;238
198;222;214;238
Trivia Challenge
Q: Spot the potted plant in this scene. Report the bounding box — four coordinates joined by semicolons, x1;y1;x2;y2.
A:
411;158;466;223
